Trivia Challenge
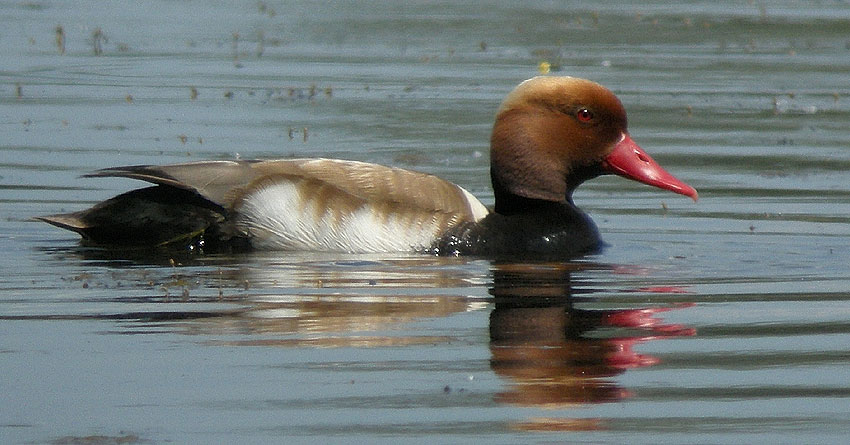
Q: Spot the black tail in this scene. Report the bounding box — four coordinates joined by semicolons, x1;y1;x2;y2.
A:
38;185;232;248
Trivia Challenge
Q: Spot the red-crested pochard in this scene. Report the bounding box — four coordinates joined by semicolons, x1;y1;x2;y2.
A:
38;76;697;256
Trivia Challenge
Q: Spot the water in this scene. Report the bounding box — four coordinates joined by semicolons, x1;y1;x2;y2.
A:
2;1;850;443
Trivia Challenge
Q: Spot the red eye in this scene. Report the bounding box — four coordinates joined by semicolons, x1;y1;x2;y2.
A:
576;108;594;122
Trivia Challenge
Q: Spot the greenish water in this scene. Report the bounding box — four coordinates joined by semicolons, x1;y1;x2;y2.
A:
2;1;850;443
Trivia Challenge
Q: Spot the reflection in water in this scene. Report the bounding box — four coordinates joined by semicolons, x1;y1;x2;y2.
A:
93;254;493;348
37;246;695;433
32;247;492;348
200;292;478;348
488;262;694;431
199;255;488;347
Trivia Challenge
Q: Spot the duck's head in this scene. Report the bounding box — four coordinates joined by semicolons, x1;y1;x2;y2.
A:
490;76;697;214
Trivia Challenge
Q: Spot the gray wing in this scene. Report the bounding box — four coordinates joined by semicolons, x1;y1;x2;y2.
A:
86;159;489;220
83;160;263;208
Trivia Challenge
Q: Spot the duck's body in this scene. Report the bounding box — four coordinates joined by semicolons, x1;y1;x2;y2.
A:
39;76;697;256
40;159;490;253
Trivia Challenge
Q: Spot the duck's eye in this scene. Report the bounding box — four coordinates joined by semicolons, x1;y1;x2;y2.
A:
576;108;594;123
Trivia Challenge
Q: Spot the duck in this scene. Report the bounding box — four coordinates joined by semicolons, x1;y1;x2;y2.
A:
38;76;697;257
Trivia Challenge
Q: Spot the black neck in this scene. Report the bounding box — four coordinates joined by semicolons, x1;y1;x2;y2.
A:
492;163;605;216
493;190;565;216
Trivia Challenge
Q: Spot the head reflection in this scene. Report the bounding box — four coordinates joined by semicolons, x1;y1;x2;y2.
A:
488;262;694;409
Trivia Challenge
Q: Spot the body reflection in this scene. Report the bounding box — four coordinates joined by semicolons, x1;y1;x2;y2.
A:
489;262;694;411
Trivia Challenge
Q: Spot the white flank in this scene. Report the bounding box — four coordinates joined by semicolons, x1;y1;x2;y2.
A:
236;182;446;253
459;186;489;221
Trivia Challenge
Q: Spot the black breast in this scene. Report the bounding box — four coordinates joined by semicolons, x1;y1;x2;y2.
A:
431;201;602;258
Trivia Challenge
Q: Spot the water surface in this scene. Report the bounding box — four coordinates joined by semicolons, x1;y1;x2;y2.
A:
2;1;850;443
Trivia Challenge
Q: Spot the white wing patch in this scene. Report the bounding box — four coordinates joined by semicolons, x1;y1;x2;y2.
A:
236;182;448;253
